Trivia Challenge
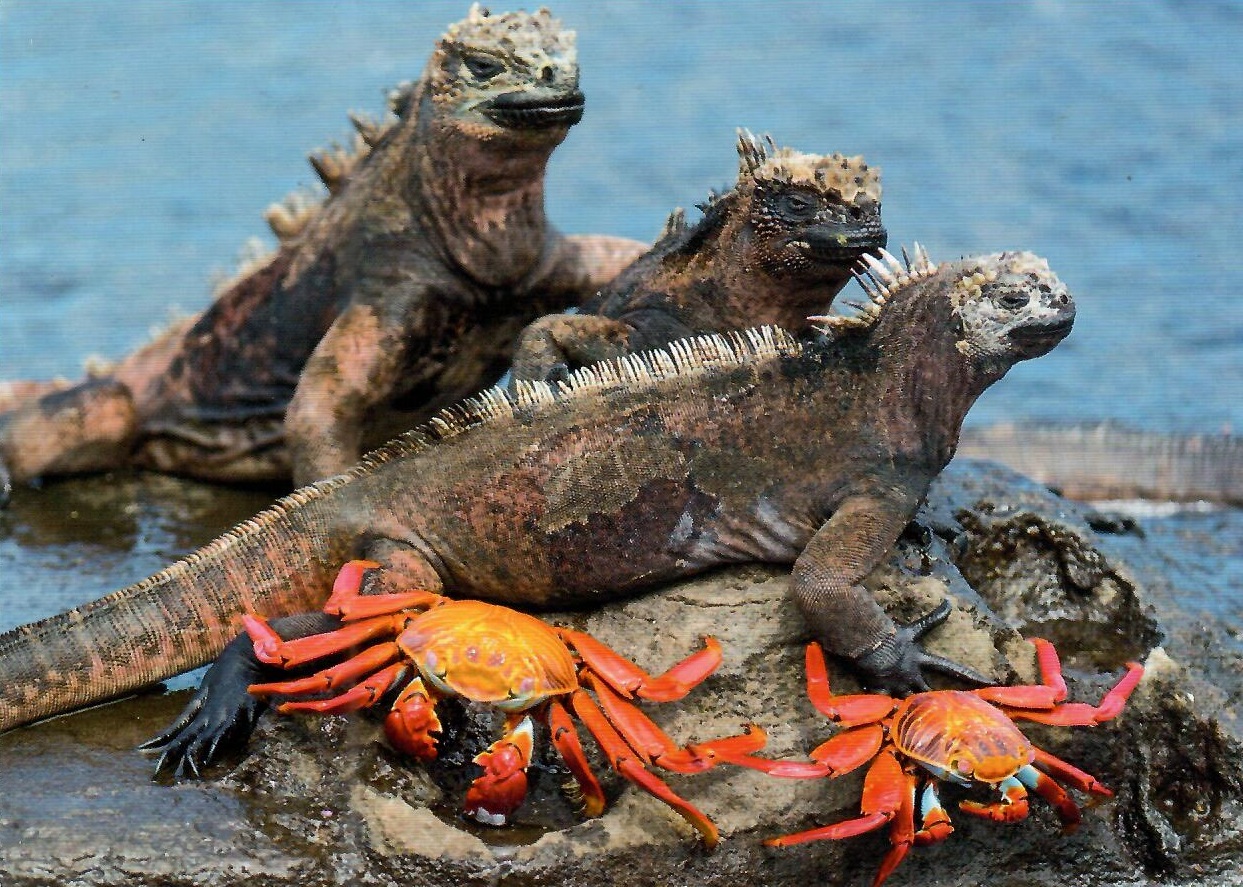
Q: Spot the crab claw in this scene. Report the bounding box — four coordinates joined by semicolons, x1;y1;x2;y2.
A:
464;716;536;826
383;676;442;760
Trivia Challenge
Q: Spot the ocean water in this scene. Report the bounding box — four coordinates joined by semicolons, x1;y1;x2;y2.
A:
1;0;1240;433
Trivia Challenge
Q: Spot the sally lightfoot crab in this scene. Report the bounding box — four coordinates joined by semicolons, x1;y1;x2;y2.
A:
243;560;763;846
721;638;1143;886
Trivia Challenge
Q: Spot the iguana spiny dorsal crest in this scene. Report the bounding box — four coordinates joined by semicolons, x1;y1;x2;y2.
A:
810;243;937;333
734;127;881;206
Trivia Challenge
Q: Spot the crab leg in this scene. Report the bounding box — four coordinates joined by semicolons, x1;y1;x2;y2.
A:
874;767;918;887
1017;762;1082;832
583;672;765;773
322;559;447;621
804;642;897;727
248;640;403;696
718;722;883;780
243;612;409;667
465;714;536;826
561;630;722;702
766;749;908;847
1004;661;1143;726
277;661;410;714
569;688;720;848
548;699;606;817
913;781;953;845
1032;746;1112;796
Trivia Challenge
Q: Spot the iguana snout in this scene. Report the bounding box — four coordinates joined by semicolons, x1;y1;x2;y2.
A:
480;88;586;129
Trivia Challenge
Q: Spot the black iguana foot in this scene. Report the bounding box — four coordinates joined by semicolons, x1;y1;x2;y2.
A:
854;599;989;696
139;632;270;777
140;611;341;776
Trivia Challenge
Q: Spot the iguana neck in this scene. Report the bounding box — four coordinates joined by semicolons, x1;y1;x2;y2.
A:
408;87;557;289
869;303;990;465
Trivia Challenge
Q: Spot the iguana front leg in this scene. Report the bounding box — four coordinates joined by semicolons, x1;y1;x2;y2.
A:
544;233;649;296
792;489;987;695
144;541;443;774
285;298;422;486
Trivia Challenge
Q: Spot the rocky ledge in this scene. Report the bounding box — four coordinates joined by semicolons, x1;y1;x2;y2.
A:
1;461;1240;886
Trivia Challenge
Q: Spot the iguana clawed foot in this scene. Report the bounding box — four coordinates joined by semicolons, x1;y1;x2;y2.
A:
140;612;342;775
854;600;989;696
140;632;271;776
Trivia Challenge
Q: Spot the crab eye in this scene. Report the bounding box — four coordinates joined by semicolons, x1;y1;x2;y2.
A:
462;54;504;80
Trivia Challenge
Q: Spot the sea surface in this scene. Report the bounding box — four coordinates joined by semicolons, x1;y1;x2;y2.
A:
0;6;1239;627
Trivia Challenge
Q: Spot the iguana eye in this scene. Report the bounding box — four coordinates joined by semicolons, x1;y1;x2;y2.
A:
997;290;1030;311
776;191;819;220
462;54;505;80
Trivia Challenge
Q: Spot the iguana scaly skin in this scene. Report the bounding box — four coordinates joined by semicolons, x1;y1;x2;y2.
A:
510;131;886;382
0;248;1075;741
0;5;646;500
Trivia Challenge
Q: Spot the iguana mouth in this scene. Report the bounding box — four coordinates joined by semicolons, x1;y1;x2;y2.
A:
797;224;888;263
481;90;586;129
1008;314;1076;356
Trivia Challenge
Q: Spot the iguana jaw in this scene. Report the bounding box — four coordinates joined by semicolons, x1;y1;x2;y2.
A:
790;219;888;264
479;89;585;130
1005;312;1075;358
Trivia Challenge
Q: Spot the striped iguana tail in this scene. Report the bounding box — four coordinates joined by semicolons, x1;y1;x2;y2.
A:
0;484;347;733
958;423;1243;506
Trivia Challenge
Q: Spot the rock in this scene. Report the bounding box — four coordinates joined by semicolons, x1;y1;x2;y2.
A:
0;461;1240;886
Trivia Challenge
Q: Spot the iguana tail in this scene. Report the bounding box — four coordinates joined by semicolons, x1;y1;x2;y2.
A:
0;486;347;733
958;424;1243;506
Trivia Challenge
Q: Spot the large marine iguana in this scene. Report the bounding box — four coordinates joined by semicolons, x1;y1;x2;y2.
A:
0;5;645;502
509;130;886;382
0;249;1076;767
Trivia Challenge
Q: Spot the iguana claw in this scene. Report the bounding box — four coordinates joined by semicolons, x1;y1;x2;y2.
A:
140;611;341;776
140;631;270;776
854;600;989;695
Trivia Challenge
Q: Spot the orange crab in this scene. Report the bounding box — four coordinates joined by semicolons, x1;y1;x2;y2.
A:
243;560;763;846
720;638;1143;886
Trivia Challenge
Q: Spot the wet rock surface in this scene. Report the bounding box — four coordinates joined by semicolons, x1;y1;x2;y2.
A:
0;461;1240;886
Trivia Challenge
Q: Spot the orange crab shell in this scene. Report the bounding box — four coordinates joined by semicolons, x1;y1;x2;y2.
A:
395;599;578;711
892;691;1036;784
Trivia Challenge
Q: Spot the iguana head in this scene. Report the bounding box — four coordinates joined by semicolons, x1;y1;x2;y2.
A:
424;4;583;143
948;251;1076;371
729;130;887;282
824;248;1075;381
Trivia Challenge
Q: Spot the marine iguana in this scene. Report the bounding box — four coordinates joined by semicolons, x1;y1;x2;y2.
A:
509;130;886;382
957;423;1243;506
0;5;645;503
0;249;1076;768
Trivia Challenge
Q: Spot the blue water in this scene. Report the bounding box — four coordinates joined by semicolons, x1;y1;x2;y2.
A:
1;1;1240;434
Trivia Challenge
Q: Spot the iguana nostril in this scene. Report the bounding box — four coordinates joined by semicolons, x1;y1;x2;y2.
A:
541;65;554;82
